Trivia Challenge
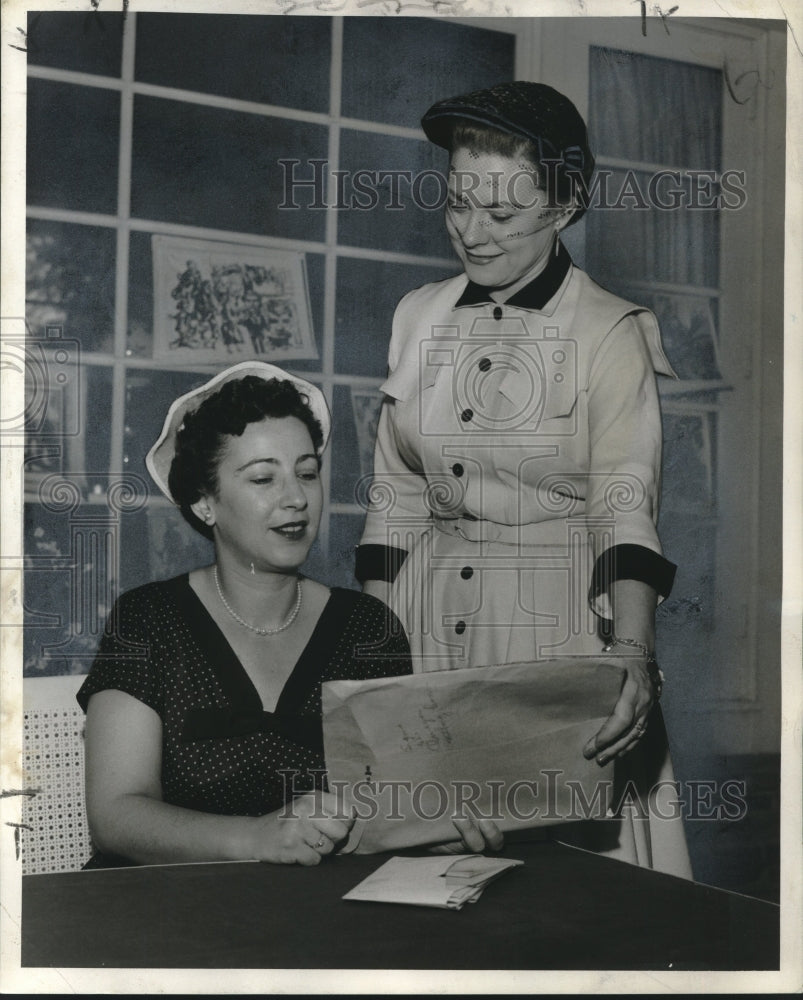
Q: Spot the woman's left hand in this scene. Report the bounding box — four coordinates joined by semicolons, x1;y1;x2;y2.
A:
582;653;663;766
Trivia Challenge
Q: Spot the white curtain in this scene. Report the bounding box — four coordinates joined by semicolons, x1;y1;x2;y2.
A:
586;46;723;291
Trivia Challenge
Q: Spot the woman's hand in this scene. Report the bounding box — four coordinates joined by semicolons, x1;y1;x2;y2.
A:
251;791;355;866
582;653;663;766
429;816;504;855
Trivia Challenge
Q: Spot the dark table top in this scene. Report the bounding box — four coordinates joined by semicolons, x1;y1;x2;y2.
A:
22;840;778;970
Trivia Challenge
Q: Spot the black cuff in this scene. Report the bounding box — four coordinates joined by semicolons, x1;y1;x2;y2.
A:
355;544;409;584
590;544;676;603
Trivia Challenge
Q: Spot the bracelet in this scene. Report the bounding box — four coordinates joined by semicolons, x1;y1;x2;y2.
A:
602;636;654;658
603;637;665;698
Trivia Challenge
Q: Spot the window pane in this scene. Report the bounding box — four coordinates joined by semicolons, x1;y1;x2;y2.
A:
123;369;217;495
27;11;124;77
25;361;111;498
83;365;114;486
27;220;116;354
27;80;120;213
334;257;457;377
661;411;716;515
342;18;515;129
135;14;331;112
127;230;157;358
130;96;328;239
330;383;380;506
589;47;722;170
315;514;364;591
337;130;452;257
24;502;90;676
119;504;213;593
612;289;722;381
585;168;719;287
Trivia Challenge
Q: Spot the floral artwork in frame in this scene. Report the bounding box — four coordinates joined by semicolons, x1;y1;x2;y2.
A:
152;235;318;364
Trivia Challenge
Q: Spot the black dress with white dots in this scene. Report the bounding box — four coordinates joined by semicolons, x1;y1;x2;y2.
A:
77;574;411;864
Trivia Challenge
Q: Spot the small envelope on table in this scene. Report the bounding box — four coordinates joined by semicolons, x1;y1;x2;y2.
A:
343;855;523;910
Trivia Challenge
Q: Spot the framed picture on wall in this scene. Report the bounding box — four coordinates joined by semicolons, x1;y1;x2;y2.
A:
349;387;385;479
660;408;716;514
5;3;797;990
628;289;722;382
152;235;318;364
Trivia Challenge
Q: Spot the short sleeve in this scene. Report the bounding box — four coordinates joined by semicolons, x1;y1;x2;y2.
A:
347;592;412;677
76;588;164;716
584;314;677;617
589;542;676;609
357;290;435;581
354;544;409;585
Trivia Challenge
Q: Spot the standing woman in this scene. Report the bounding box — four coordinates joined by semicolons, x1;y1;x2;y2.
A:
357;82;692;877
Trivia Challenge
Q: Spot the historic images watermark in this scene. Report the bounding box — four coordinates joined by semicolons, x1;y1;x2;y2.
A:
279;770;749;824
278;160;748;212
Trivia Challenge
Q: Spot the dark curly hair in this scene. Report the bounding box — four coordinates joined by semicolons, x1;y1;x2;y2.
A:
168;375;324;539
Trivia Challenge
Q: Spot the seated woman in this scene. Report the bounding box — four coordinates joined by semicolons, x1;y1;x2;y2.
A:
77;362;413;867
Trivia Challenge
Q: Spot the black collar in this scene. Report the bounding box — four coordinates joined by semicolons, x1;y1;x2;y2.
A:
454;242;572;310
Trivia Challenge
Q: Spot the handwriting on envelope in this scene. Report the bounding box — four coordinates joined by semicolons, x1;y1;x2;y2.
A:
322;658;626;853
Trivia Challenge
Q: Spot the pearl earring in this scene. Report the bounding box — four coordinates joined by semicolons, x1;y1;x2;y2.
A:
250;562;255;575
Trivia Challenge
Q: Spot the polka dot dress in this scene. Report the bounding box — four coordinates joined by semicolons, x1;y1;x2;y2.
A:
77;575;411;837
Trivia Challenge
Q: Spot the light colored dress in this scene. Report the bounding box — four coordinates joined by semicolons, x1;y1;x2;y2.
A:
358;251;693;878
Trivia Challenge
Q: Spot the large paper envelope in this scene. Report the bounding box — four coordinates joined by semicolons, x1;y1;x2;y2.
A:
322;659;626;853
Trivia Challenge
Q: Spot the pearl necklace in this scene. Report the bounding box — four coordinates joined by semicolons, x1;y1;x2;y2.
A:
214;566;303;636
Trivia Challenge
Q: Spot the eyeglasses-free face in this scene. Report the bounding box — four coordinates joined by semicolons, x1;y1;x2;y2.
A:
195;415;323;576
446;148;569;289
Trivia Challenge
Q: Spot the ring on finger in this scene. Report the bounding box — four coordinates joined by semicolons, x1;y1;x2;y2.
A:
314;836;326;850
633;721;648;738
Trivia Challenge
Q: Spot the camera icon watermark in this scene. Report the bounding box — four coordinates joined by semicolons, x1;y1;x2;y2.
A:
418;316;577;437
0;318;81;438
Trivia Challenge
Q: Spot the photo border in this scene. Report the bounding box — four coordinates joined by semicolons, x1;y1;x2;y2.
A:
1;2;800;994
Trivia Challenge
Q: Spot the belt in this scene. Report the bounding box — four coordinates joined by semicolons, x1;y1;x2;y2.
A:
433;515;586;546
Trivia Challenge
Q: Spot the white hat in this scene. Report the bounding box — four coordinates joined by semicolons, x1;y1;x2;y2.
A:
145;361;331;504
